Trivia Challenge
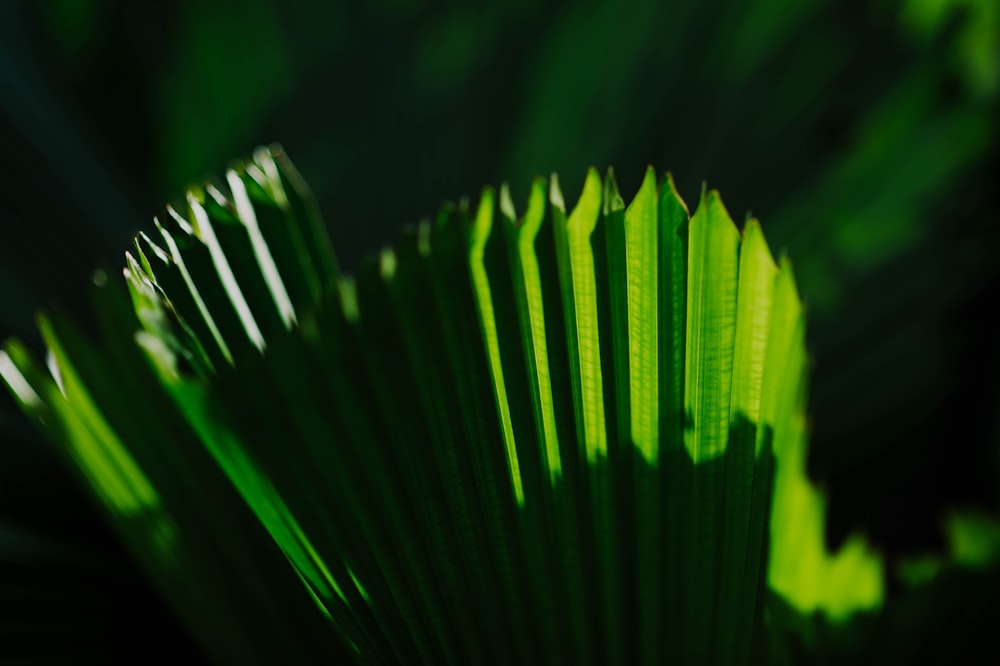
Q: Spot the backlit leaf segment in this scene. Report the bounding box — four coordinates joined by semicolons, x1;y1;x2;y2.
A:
1;146;882;664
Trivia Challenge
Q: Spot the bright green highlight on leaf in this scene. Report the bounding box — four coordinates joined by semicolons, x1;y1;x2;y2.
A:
562;168;608;463
225;168;298;330
764;262;883;620
154;216;234;366
39;316;160;515
186;192;267;353
514;179;563;481
471;188;526;505
684;190;739;462
623;167;659;463
730;221;777;425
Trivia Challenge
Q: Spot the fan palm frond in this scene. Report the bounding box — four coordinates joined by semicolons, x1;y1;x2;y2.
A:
2;146;883;664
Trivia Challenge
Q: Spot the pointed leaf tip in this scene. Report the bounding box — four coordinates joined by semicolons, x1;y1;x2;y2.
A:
602;168;624;215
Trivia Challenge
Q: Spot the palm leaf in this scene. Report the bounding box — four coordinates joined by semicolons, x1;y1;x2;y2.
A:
2;146;883;664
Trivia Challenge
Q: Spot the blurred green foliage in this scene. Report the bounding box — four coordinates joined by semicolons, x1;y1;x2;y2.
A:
2;0;999;661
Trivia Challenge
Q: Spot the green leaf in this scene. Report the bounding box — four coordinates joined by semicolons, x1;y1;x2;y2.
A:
2;146;893;664
684;189;740;463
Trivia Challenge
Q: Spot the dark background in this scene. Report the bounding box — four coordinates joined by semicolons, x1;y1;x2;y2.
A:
2;0;998;661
